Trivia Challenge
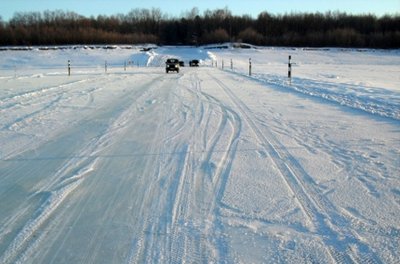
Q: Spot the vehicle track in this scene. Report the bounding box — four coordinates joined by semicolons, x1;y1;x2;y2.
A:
124;74;186;264
46;74;168;263
209;71;382;264
1;67;389;263
0;75;122;131
0;74;165;264
165;71;241;263
132;75;200;263
128;71;242;263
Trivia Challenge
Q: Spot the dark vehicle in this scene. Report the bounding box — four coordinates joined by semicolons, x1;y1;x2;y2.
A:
179;61;185;67
166;58;180;73
189;59;199;67
140;47;152;52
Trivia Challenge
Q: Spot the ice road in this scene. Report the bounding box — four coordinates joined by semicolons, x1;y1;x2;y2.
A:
0;46;399;263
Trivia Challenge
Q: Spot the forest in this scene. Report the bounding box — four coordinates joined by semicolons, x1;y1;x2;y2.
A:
0;7;399;48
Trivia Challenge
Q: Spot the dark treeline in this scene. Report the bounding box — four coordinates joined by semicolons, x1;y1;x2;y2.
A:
0;8;399;48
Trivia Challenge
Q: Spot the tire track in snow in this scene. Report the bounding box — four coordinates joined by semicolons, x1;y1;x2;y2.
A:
0;75;162;264
0;74;128;162
197;73;242;263
234;72;400;121
209;71;382;264
164;144;191;263
159;75;202;263
128;71;242;263
0;74;131;189
44;75;166;263
163;74;211;263
1;94;64;131
0;159;98;264
124;75;186;264
166;71;241;263
0;76;100;109
0;75;121;131
139;77;198;263
161;81;208;263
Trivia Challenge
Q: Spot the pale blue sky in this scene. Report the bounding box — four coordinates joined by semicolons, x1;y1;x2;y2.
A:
1;0;399;21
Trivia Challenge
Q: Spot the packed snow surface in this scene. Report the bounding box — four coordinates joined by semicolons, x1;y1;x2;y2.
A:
0;45;399;263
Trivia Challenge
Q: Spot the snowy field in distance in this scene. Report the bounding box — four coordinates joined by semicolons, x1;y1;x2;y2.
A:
0;45;399;263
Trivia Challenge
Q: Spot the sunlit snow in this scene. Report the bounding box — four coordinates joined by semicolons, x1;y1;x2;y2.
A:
0;45;399;263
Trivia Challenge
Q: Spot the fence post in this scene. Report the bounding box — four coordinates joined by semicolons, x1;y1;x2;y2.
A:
68;60;71;76
249;58;252;76
288;55;292;84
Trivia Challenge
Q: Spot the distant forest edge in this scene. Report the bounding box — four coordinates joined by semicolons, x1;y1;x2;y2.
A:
0;8;399;48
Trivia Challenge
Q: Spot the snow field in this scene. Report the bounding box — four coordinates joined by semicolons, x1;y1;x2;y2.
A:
0;46;399;263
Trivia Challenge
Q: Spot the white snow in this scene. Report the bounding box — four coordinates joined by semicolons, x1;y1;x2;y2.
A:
0;45;399;263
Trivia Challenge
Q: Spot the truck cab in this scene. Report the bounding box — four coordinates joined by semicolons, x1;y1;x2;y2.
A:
166;58;180;73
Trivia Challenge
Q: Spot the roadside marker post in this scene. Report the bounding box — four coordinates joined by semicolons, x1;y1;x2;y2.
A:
249;58;252;76
105;61;107;73
222;60;224;70
231;59;233;70
288;55;292;84
68;60;71;76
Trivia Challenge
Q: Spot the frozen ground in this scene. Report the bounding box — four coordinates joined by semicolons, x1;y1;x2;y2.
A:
0;45;399;263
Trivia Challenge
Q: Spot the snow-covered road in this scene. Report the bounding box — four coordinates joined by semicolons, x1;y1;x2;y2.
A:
0;47;399;263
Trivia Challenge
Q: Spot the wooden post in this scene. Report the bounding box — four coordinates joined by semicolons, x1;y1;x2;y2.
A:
288;55;292;84
249;58;252;76
68;60;71;76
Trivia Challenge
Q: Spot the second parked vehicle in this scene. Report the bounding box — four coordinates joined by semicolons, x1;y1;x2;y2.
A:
189;59;199;67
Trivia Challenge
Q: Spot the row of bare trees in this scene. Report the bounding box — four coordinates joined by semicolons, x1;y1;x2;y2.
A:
0;8;399;48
